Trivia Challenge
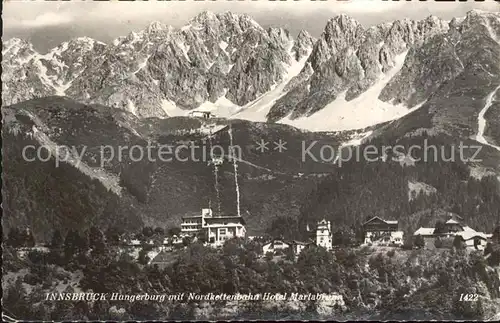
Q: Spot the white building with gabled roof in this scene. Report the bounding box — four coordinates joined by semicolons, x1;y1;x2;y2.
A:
413;214;490;250
413;227;435;236
262;239;290;255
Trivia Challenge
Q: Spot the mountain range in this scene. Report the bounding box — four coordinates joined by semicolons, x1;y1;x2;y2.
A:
2;9;500;241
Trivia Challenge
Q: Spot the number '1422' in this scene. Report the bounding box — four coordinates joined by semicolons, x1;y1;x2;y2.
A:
459;293;478;301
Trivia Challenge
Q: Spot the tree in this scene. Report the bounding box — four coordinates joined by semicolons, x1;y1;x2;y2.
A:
87;226;106;255
182;236;191;247
76;231;89;253
196;232;207;244
27;249;47;265
484;243;493;256
434;237;443;249
142;227;154;238
26;230;35;247
492;225;500;243
6;227;22;248
64;230;88;259
453;235;465;250
50;230;64;249
138;249;150;265
414;235;425;249
222;238;244;257
5;227;33;248
266;216;301;241
265;251;274;261
487;247;500;267
154;227;165;236
3;277;30;318
285;247;295;261
105;227;123;246
64;229;77;257
167;227;181;237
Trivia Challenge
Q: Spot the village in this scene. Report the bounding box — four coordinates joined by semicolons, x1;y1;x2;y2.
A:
10;207;498;271
132;207;496;265
7;207;497;271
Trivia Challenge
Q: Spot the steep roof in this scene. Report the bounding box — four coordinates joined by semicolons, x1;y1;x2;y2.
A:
456;227;488;240
447;213;463;220
363;216;398;225
414;227;435;236
290;240;314;245
263;239;290;247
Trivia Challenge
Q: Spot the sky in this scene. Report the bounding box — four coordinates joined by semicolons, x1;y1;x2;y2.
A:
3;0;500;53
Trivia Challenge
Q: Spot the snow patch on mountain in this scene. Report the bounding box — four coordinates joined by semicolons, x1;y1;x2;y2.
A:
408;180;437;201
161;99;187;117
3;38;23;55
35;60;56;90
219;41;229;55
343;131;373;147
278;51;421;132
230;43;312;122
475;85;500;151
196;94;241;118
332;130;373;165
483;12;500;46
177;42;191;62
126;99;138;116
469;166;498;180
131;55;151;75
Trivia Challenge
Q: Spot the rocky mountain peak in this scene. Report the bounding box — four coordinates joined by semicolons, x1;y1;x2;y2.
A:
422;15;449;31
147;21;168;33
467;9;498;17
297;30;314;41
3;38;34;54
191;10;219;24
3;10;499;129
292;30;316;61
455;9;500;37
65;37;105;52
267;27;292;47
218;11;262;30
2;38;37;63
325;14;362;35
462;9;500;26
182;10;264;42
307;14;364;71
3;37;26;50
125;31;142;43
188;10;261;31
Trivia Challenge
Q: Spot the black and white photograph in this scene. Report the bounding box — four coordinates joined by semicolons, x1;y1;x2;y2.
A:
2;0;500;321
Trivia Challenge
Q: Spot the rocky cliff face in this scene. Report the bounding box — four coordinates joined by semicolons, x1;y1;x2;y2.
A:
266;14;451;121
2;10;499;134
2;11;314;119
